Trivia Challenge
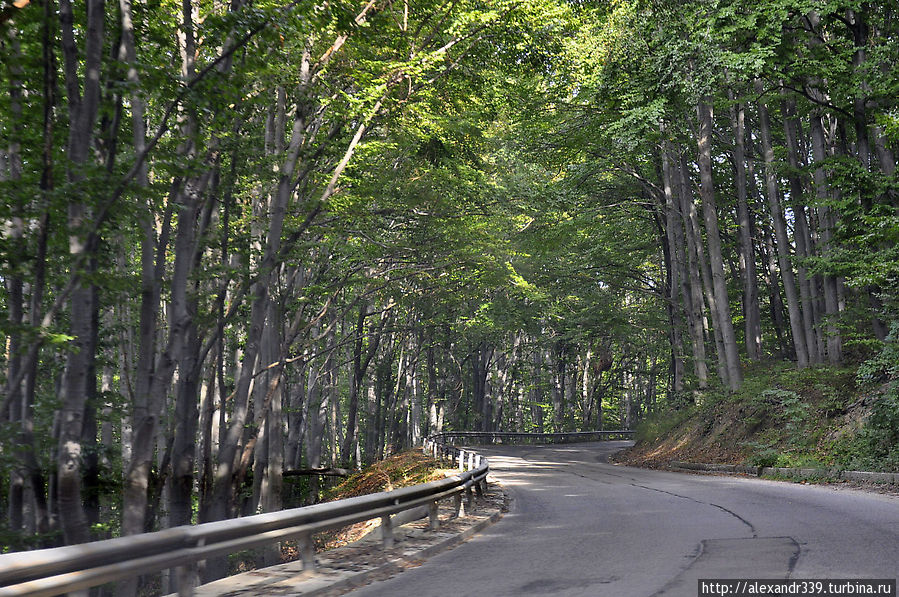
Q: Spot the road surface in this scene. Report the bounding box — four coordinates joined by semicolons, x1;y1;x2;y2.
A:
347;441;899;597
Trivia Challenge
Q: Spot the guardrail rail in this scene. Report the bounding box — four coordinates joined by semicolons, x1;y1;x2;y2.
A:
0;430;630;597
425;430;634;448
0;451;487;597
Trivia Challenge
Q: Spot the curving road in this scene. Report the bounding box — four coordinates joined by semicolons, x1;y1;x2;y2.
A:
347;441;899;597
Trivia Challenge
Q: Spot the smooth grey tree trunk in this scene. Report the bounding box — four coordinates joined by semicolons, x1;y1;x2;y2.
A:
781;94;821;363
660;138;687;391
803;11;844;363
57;0;106;547
681;150;727;388
755;81;809;368
808;112;844;364
696;99;742;390
728;93;762;361
675;154;709;388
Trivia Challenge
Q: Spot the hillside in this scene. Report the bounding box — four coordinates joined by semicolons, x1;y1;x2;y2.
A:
616;362;899;473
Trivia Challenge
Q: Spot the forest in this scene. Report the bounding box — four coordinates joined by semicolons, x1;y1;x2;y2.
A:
0;0;896;585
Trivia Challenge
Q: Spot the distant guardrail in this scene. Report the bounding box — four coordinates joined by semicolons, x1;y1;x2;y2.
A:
424;430;635;450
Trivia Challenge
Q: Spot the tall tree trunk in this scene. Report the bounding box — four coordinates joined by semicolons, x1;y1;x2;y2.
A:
56;0;106;546
696;99;742;390
119;0;167;559
341;301;388;463
760;224;789;358
327;310;342;464
4;19;26;541
808;112;844;364
426;336;439;437
728;92;762;360
531;349;544;433
804;11;846;361
548;346;564;430
781;94;821;363
659;145;686;392
20;0;56;543
849;7;890;339
755;80;809;368
409;334;423;445
675;154;709;387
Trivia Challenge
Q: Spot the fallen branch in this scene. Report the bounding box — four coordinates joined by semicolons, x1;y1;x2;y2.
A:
283;467;351;478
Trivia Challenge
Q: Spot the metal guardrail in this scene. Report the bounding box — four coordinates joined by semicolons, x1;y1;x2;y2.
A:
424;430;635;448
0;448;487;597
0;430;628;597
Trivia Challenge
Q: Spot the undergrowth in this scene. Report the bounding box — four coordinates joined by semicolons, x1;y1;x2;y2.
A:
624;342;899;473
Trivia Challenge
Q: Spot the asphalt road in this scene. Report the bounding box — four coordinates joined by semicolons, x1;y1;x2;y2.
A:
347;441;899;597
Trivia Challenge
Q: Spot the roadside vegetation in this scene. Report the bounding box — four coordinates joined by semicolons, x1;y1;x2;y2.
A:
621;333;899;473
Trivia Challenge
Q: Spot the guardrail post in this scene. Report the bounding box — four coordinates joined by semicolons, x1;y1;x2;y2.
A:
465;483;474;511
468;451;474;470
429;500;440;531
454;491;464;517
176;562;197;597
381;514;394;549
458;449;465;471
299;532;316;571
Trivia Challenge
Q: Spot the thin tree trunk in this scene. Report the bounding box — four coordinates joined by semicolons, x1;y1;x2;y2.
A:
680;152;727;387
674;154;709;387
659;146;686;391
4;19;26;541
755;80;809;368
326;310;341;464
56;0;106;547
781;94;821;363
728;92;762;360
804;11;845;361
808;112;844;363
341;301;388;463
531;349;544;433
760;223;789;358
696;99;742;390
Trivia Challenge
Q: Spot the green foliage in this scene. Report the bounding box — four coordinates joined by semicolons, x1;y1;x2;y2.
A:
829;390;899;472
857;323;899;386
835;329;899;471
635;404;697;445
742;442;780;468
751;389;811;433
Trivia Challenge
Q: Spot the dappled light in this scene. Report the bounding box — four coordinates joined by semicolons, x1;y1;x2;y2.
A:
1;0;897;594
